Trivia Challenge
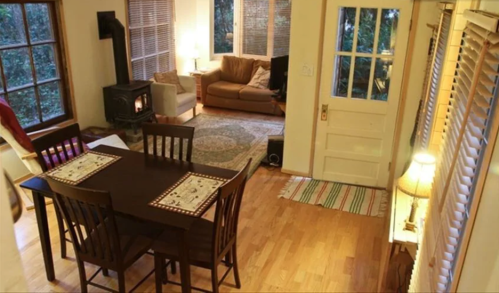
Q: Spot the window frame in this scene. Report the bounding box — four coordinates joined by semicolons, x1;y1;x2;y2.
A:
210;0;290;61
0;0;74;134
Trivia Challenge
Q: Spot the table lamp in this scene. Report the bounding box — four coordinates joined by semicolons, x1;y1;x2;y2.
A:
397;152;436;231
192;49;200;71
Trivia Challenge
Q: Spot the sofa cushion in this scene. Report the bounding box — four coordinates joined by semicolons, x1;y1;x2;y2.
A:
220;56;254;84
251;60;271;78
239;86;273;102
207;81;246;99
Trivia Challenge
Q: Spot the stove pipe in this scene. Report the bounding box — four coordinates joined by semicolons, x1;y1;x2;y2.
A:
104;17;130;85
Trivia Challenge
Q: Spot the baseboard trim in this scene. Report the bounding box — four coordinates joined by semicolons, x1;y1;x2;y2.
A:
281;168;310;177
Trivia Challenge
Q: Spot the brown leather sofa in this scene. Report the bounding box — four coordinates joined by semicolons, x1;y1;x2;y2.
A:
201;56;282;115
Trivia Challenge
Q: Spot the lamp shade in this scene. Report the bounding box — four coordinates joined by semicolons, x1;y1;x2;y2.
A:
398;153;436;198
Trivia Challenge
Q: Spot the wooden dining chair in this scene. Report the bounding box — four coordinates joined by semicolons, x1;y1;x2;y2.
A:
32;123;86;259
152;159;252;293
47;178;159;293
142;123;195;162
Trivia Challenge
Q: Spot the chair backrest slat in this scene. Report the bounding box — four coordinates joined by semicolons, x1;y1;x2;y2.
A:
142;123;195;162
47;178;123;268
212;159;251;261
32;123;85;172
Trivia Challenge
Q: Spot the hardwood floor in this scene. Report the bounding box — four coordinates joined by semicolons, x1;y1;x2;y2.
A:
14;104;384;292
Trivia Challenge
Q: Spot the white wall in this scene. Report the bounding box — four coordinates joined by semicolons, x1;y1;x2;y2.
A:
479;0;499;13
175;0;198;75
62;0;125;129
282;0;325;175
282;0;438;180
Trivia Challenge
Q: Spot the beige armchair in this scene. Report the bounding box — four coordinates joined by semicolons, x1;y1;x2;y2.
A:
150;75;197;118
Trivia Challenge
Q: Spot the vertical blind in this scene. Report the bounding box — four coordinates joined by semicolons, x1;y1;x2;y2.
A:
242;0;269;56
128;0;176;80
418;9;453;150
410;11;499;292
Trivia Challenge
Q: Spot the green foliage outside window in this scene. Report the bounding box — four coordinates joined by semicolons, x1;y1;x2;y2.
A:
214;0;234;54
0;3;65;129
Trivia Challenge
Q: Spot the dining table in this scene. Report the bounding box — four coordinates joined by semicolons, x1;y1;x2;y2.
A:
20;144;238;293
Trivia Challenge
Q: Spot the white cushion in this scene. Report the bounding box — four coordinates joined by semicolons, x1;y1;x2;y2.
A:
87;134;129;150
177;92;197;107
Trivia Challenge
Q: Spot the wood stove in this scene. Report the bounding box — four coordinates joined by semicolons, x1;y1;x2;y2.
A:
103;81;156;133
99;11;156;133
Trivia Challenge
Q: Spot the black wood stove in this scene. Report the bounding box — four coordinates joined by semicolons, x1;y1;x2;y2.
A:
99;12;156;133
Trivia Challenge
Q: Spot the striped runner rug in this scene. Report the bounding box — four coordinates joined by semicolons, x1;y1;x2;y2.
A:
279;176;388;217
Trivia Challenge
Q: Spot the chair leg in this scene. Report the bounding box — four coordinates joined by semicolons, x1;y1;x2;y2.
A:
118;271;126;293
232;245;241;289
193;107;197;117
170;260;177;274
224;250;232;267
154;253;164;293
211;265;219;293
54;206;66;259
102;268;109;277
77;260;87;293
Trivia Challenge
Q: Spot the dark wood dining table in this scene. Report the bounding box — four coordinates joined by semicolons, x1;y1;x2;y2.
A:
20;145;237;293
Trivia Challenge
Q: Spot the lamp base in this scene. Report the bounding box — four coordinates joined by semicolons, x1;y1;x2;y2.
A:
404;220;417;232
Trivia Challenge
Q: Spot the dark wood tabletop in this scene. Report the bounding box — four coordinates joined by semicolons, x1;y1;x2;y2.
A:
21;144;238;230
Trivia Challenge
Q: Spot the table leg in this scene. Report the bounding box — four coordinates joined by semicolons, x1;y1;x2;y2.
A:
32;191;55;281
176;229;191;293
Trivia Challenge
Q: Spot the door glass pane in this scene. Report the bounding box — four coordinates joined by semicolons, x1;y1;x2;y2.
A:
33;44;58;82
337;7;356;52
332;55;351;97
357;8;377;53
1;48;34;90
377;9;399;55
371;58;393;101
25;3;54;43
39;81;63;120
8;87;39;127
0;4;27;47
214;0;234;54
352;57;372;99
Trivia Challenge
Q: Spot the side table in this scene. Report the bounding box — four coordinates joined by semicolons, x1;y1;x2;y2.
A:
189;71;203;99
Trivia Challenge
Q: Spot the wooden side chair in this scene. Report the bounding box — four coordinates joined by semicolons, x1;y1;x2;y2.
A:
152;159;252;293
47;178;159;293
32;123;86;259
142;123;195;161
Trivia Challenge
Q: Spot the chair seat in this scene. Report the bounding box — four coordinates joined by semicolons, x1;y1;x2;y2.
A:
84;217;160;267
152;219;214;264
177;92;197;107
207;81;246;99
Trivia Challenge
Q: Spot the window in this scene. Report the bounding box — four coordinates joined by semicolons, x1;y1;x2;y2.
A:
211;0;292;59
409;11;499;292
214;0;235;55
128;0;176;80
332;7;399;101
416;8;453;150
0;2;70;132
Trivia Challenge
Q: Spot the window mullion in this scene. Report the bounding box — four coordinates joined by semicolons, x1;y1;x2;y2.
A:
267;0;275;58
0;56;8;99
366;8;382;100
21;3;43;123
347;7;361;99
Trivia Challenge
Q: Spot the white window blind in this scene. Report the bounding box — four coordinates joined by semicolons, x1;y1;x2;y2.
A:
242;0;269;56
410;10;499;292
128;0;176;80
272;0;291;57
417;9;453;149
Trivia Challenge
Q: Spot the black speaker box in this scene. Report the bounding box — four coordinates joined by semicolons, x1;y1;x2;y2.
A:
267;135;284;167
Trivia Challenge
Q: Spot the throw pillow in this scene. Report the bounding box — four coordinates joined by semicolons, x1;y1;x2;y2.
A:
247;66;271;89
154;70;186;94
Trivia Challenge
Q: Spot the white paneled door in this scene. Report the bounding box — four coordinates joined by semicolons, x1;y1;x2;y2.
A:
313;0;413;188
